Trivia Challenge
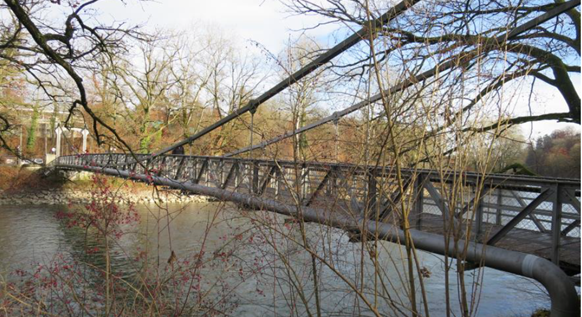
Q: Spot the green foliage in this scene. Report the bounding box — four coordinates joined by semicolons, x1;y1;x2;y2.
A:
496;163;537;176
25;108;39;152
531;308;550;317
139;136;150;154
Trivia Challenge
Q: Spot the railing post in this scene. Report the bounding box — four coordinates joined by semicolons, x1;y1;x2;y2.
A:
496;188;503;225
366;168;377;218
252;161;259;195
326;167;337;196
551;184;562;265
219;159;224;186
175;156;186;180
275;166;281;199
300;166;307;202
234;162;239;188
411;173;424;229
475;187;486;240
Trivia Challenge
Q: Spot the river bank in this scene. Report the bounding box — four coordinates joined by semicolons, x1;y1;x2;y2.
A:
0;166;209;205
0;202;551;317
0;187;209;205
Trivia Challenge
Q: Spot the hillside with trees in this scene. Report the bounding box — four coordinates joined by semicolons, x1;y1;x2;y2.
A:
525;128;581;178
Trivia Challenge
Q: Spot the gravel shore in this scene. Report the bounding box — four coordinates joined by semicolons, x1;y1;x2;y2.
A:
0;187;209;206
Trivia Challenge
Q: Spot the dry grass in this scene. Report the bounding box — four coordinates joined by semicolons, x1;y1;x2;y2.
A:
0;165;155;196
0;166;51;192
531;309;550;317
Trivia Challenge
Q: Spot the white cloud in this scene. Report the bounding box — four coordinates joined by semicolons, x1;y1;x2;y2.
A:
512;74;581;139
93;0;334;54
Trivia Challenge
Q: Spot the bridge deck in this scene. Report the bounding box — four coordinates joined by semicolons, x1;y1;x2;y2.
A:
418;214;580;274
263;187;581;275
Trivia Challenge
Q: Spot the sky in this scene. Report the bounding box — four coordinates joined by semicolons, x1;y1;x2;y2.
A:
94;0;335;54
508;73;580;139
87;0;580;140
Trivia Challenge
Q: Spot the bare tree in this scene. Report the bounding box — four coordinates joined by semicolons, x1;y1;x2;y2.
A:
279;37;328;161
0;0;144;153
285;0;580;129
104;33;182;153
198;30;265;154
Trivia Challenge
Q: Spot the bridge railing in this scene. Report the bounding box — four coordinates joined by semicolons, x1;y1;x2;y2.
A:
54;153;580;270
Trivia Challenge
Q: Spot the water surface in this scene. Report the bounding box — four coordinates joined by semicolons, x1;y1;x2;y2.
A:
0;202;550;316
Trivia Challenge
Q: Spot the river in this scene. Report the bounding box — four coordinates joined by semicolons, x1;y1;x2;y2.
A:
0;202;550;316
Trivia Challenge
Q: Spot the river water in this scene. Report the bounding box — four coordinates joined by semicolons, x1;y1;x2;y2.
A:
0;202;550;316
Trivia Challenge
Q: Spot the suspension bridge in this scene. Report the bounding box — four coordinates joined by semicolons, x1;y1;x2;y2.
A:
53;153;580;275
49;1;581;315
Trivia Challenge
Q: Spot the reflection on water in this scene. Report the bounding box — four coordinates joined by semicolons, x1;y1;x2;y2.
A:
0;202;549;316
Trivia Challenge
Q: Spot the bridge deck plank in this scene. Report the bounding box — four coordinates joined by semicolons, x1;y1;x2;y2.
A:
258;185;580;273
418;214;580;274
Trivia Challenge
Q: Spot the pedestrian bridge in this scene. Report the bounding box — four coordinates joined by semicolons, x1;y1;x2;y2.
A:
38;1;582;314
53;153;581;277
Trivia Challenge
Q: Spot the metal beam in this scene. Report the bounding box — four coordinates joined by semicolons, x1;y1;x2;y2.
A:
424;181;451;217
174;156;186;180
156;156;167;177
252;162;260;194
194;158;209;184
366;169;378;213
221;163;238;189
551;185;563;264
258;165;278;195
410;174;425;228
561;220;580;237
564;190;581;214
378;177;412;221
510;190;548;233
304;169;333;207
486;188;554;246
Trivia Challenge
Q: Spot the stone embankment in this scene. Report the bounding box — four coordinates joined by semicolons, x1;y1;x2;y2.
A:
0;188;209;206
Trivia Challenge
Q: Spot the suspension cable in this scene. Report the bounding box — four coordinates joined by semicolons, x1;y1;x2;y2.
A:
224;0;580;158
148;0;420;158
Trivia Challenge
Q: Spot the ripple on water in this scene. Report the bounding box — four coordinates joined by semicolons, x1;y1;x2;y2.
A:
0;204;68;273
0;202;551;316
